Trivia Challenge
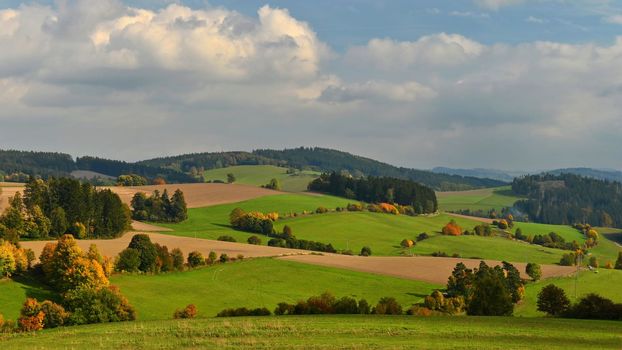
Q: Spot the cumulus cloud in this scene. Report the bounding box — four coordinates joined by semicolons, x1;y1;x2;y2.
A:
0;1;621;170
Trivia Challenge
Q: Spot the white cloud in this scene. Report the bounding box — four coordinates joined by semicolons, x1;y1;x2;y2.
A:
604;14;622;24
526;16;547;24
319;80;437;103
449;11;490;19
474;0;524;11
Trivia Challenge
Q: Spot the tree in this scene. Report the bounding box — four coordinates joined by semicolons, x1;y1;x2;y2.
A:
115;248;140;272
247;235;262;245
467;272;514;316
226;173;236;184
373;297;402;315
442;220;462;236
187;251;205;267
127;234;157;273
264;178;281;190
171;248;184;271
525;263;542;281
360;246;372;256
207;251;217;264
616;252;622;270
560;252;576;266
49;207;68;237
537;284;570;316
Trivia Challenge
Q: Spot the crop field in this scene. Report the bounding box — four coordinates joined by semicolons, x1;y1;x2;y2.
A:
2;315;620;349
203;165;320;192
516;269;622;317
437;186;521;212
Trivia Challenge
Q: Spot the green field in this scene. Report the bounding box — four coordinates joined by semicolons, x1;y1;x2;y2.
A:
0;258;439;322
517;269;622;317
203;165;320;192
3;315;620;349
437;186;521;212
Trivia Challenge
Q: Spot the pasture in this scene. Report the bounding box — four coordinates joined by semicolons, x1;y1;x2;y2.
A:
203;165;320;192
2;315;620;349
437;186;521;212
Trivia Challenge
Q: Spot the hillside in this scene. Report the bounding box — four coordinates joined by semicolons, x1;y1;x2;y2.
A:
203;165;320;192
433;166;622;184
141;148;506;191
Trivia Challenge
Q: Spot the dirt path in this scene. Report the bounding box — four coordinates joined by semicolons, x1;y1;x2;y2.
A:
279;254;575;285
20;232;308;263
0;183;282;212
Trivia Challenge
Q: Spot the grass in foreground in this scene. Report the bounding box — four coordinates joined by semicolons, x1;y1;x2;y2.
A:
110;258;439;320
3;315;621;349
437;186;521;212
203;165;320;192
0;274;56;320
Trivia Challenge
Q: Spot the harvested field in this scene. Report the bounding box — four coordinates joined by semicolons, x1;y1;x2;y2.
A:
279;254;575;285
20;232;308;263
446;212;494;224
131;220;172;232
0;183;280;212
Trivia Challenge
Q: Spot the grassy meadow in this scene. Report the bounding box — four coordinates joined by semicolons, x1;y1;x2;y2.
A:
203;165;320;192
2;315;620;349
437;186;521;212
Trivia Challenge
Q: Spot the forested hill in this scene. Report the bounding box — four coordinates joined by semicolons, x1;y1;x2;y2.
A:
0;150;76;179
141;147;506;191
512;174;622;228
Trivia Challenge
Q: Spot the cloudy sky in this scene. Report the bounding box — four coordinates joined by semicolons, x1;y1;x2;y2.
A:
1;0;621;171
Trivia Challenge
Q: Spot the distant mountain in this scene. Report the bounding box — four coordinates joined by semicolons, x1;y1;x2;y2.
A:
432;167;525;183
142;147;506;191
543;168;622;184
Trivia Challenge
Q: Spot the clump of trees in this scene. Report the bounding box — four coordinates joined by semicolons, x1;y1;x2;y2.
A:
116;174;147;186
0;178;131;240
131;189;187;223
537;285;622;320
0;240;33;277
309;172;437;214
445;261;525;316
262;178;282;190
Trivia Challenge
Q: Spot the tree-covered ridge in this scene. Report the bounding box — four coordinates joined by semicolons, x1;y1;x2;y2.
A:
0;178;131;240
75;157;197;184
512;174;622;228
308;172;438;214
141;147;506;190
0;150;76;179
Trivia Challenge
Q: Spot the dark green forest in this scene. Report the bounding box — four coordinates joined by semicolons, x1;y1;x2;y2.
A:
308;172;438;214
512;174;622;228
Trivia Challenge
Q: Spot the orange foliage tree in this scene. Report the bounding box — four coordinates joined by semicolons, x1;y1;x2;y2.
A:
442;220;463;236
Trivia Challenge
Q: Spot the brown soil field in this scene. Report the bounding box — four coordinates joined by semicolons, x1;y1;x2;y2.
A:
131;221;173;232
0;183;280;212
20;232;308;263
447;212;494;224
279;254;575;285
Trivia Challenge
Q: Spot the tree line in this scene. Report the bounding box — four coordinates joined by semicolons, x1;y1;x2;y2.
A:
0;178;131;241
512;174;622;228
131;190;188;223
308;172;438;214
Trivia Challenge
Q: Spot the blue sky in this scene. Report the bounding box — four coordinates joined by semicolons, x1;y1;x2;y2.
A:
0;0;621;170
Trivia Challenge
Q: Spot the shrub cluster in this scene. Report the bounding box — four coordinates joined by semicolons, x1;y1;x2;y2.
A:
441;220;462;236
173;304;197;319
131;189;187;223
538;285;622;320
217;307;271;317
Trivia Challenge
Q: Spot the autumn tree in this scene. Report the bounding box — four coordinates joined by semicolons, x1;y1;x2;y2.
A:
442;220;463;236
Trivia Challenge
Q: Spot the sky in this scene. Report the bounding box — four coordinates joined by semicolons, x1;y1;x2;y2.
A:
1;0;621;171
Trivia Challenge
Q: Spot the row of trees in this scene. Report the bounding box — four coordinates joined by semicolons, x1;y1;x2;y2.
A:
537;285;622;320
309;172;438;213
131;190;187;223
512;174;622;228
0;178;131;240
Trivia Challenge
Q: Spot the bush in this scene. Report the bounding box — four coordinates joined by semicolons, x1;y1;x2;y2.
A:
217;307;271;317
173;304;197;319
207;251;217;264
564;293;622;320
247;235;262;245
416;233;429;241
358;299;371;314
315;206;329;214
217;235;237;242
268;238;285;247
18;298;45;331
64;286;136;325
219;253;229;263
115;248;141;272
525;263;542;281
400;239;414;248
442;220;462;236
346;203;364;212
333;296;359;314
128;234;158;272
588;256;599;268
187;251;205;268
171;248;184;271
431;251;448;257
307;292;336;314
559;252;576;266
39;300;69;328
537;284;570;316
360;246;372;257
615;252;622;270
373;297;402;315
155;244;173;273
274;302;295;315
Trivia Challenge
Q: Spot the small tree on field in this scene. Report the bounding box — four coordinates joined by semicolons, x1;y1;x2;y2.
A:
360;246;372;256
247;235;262;245
171;248;184;271
615;252;622;270
207;251;217;264
219;253;229;263
174;304;197;319
226;173;236;184
525;263;542;281
373;297;402;315
537;284;570;316
187;251;205;267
